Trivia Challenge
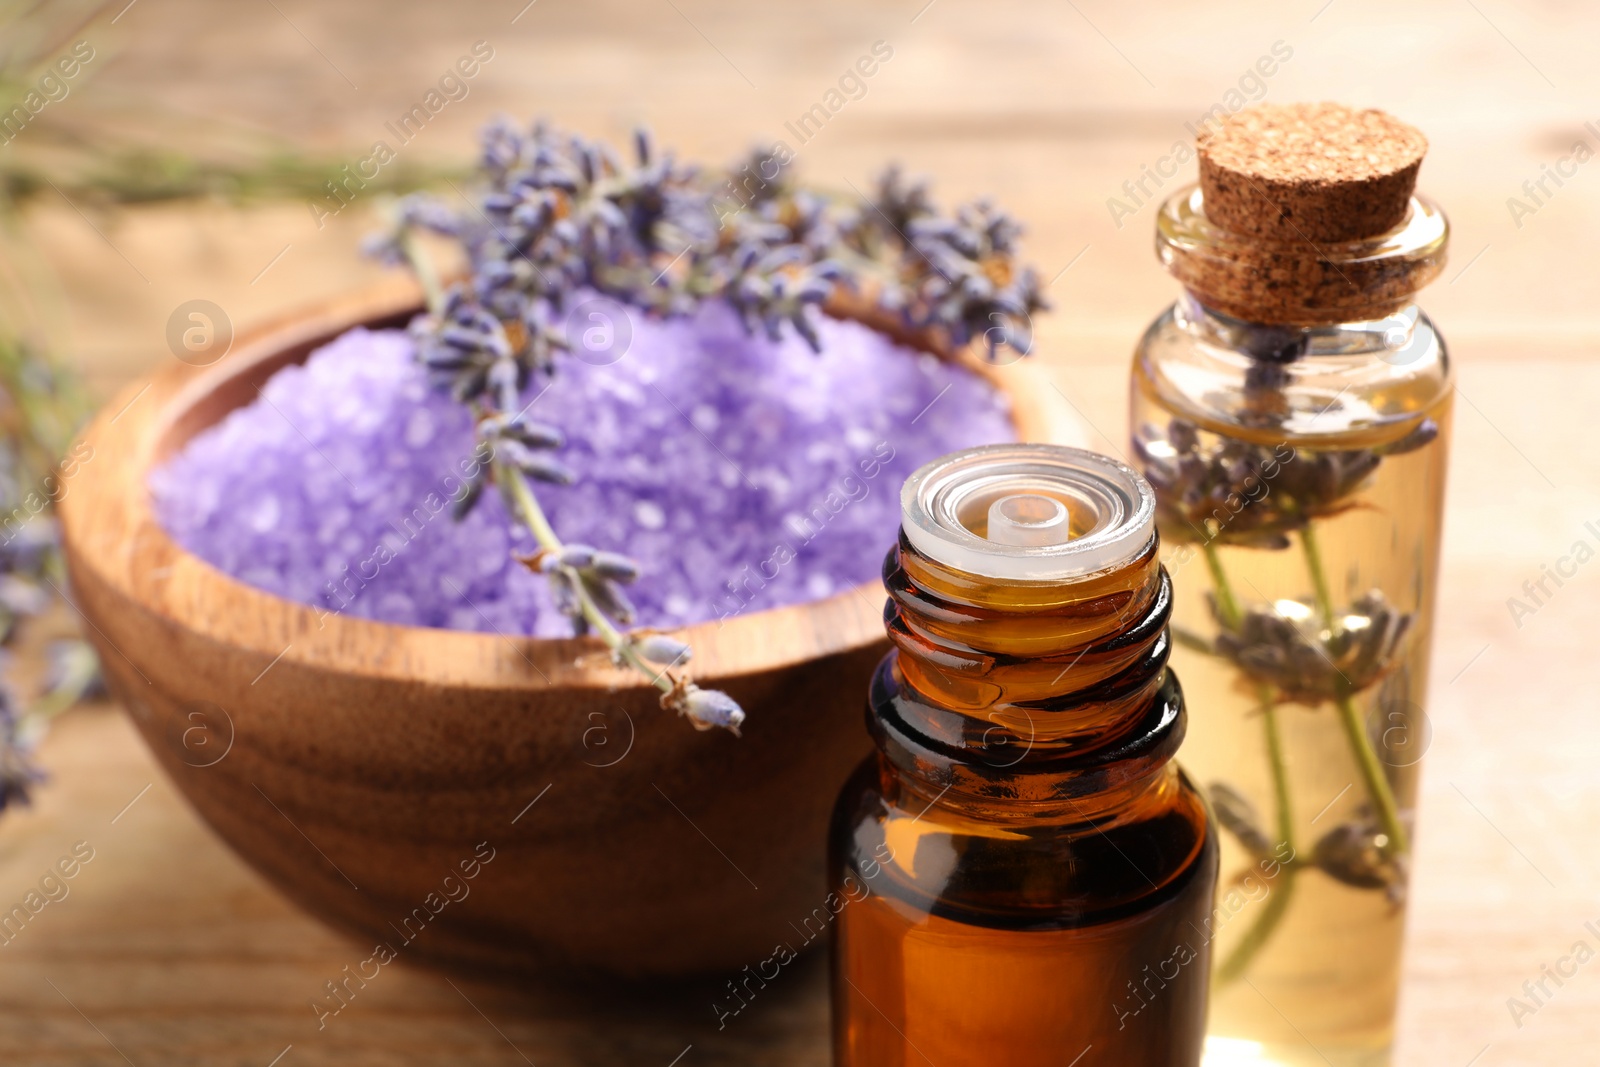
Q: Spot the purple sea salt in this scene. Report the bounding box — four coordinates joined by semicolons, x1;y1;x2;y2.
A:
150;300;1016;637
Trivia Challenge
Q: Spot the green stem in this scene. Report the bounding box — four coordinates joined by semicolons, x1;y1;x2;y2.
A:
1216;690;1299;985
1299;525;1410;857
1203;540;1294;845
1262;700;1295;852
1334;692;1409;853
496;463;673;696
1300;522;1336;632
1201;542;1300;984
1218;861;1297;985
1202;539;1242;630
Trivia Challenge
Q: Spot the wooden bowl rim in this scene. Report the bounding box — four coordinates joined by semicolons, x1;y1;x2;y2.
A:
59;278;1077;692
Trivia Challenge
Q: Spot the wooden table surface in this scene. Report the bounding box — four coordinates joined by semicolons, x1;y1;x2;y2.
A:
6;1;1600;1064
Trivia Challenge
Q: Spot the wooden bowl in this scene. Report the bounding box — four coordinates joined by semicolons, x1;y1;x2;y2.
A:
57;278;1081;977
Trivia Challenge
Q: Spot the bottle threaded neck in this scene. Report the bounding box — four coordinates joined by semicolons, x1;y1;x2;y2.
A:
874;446;1181;815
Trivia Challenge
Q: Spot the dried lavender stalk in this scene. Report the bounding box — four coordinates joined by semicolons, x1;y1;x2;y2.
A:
372;118;1047;732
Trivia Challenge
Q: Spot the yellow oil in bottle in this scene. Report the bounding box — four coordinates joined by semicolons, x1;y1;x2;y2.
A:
1131;303;1452;1067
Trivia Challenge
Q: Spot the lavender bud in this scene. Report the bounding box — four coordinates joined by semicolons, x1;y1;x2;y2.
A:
590;551;640;583
510;202;541;229
359;233;405;266
522;454;576;484
489;358;521;412
500;441;575;484
796;277;834;304
505;417;564;450
438;325;488;351
810;258;847;281
451;366;488;404
546;570;584;627
759;245;806;272
480;260;517;288
421;348;470;371
633;634;691;666
556;544;596;569
488;356;518;387
584;575;635;624
671;684;745;735
451;469;488;520
398;195;459;234
0;576;48;618
737;275;769;304
962;274;995;300
792;312;822;353
592;200;628;231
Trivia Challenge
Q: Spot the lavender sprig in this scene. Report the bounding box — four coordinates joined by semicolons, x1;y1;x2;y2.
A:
838;166;1048;359
500;461;745;736
1209;589;1413;706
373;118;1048;733
0;671;44;814
388;251;747;733
0;337;103;816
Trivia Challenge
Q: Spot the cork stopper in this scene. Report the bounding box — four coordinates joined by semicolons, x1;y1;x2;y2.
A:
1198;103;1428;243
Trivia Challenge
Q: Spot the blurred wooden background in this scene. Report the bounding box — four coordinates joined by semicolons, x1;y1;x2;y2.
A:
4;0;1599;1064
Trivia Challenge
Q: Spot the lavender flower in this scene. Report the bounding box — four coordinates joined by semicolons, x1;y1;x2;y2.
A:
370;118;1047;733
1137;415;1440;549
665;681;746;736
392;119;1044;376
867;164;936;237
908;200;1043;358
1210;589;1413;706
839;169;1047;360
1312;819;1407;902
0;340;104;821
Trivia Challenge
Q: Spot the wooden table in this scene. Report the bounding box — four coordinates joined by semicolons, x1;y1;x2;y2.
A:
6;0;1600;1063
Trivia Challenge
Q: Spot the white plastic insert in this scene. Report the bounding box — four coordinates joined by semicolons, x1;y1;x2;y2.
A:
986;493;1072;548
900;444;1156;582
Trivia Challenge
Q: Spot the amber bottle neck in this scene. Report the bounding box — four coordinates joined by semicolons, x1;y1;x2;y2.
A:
871;531;1183;822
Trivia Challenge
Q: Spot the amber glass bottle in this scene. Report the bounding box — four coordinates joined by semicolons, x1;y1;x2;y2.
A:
830;444;1219;1067
1127;104;1452;1066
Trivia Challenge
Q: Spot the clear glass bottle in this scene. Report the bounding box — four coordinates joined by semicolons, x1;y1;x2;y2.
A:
1127;173;1452;1065
830;444;1219;1067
